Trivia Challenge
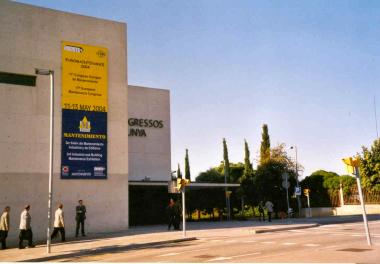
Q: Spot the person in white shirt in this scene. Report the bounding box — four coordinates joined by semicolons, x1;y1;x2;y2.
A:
19;205;34;249
265;200;274;222
0;206;10;250
51;203;65;242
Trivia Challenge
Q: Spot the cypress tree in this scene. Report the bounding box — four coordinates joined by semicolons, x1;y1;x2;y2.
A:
184;149;191;180
223;138;230;182
243;139;253;178
177;163;182;179
260;124;271;164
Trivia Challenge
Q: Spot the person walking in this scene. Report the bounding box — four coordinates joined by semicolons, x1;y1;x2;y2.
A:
265;200;274;222
19;205;34;249
75;200;86;237
258;201;265;221
166;198;176;230
0;206;10;250
51;203;65;242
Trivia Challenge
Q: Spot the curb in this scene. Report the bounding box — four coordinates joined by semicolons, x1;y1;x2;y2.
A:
251;223;320;234
129;237;197;249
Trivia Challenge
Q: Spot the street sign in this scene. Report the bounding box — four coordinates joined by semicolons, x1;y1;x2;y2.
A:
282;172;289;180
295;186;302;196
282;180;290;189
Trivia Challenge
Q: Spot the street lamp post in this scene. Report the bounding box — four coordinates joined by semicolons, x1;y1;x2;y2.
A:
290;146;302;217
35;68;54;254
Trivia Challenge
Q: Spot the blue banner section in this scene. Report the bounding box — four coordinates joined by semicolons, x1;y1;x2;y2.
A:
61;109;107;179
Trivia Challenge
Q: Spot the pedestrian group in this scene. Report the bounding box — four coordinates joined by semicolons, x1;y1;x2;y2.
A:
258;200;274;222
0;200;86;250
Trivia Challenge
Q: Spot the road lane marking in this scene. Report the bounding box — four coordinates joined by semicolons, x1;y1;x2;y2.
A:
210;239;223;242
304;243;319;247
260;241;275;244
282;242;297;245
230;252;261;258
243;240;257;243
206;256;232;262
320;245;340;250
157;252;180;257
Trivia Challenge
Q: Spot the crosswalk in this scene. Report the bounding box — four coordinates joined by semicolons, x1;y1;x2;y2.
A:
152;223;380;262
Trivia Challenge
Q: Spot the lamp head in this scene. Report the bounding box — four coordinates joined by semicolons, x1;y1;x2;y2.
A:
35;68;52;75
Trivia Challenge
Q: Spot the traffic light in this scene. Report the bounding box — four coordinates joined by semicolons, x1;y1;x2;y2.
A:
303;188;310;196
177;178;190;191
342;157;360;175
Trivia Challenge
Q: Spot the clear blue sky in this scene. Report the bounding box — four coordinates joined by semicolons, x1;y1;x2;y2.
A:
18;0;380;179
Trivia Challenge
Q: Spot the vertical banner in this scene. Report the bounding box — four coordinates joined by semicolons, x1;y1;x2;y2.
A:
61;41;108;179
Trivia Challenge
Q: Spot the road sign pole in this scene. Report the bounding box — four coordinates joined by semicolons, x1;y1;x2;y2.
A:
285;174;290;217
354;168;371;246
182;187;186;238
307;194;311;217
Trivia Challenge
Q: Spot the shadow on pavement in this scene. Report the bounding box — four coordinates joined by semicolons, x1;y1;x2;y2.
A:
20;239;195;262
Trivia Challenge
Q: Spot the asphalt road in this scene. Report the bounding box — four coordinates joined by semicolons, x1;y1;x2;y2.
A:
55;220;380;263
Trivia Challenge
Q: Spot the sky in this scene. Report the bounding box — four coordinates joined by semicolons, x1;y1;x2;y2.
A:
18;0;380;180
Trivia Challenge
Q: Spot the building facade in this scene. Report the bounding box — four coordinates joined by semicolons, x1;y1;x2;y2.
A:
128;85;171;183
0;1;130;244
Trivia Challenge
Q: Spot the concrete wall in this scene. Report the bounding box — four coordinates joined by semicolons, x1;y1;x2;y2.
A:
0;1;128;245
128;85;171;182
301;205;380;217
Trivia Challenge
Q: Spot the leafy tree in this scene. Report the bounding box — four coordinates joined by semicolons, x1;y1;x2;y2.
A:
196;168;224;183
253;144;298;212
254;159;296;212
223;138;230;183
301;170;356;207
260;124;271;165
359;138;380;191
215;162;244;183
185;149;191;180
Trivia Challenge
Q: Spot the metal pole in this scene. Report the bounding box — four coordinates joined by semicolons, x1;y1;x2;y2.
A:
294;147;301;217
47;71;54;253
354;167;372;246
375;96;379;139
182;188;186;238
307;194;312;218
285;174;290;218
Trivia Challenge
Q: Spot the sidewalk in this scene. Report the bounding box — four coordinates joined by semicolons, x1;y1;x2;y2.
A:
0;218;321;262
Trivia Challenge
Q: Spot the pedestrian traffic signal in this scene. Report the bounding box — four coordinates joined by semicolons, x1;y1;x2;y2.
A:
177;178;190;191
303;188;310;196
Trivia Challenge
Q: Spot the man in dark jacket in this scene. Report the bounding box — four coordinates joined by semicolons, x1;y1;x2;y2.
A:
75;200;86;237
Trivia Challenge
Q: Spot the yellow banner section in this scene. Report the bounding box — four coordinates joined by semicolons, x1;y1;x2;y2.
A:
61;41;108;112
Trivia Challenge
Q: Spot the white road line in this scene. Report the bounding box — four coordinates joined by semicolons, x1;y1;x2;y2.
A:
242;240;257;243
156;252;180;257
260;241;275;244
205;256;232;262
230;252;261;258
304;243;319;247
282;242;297;245
320;245;340;250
